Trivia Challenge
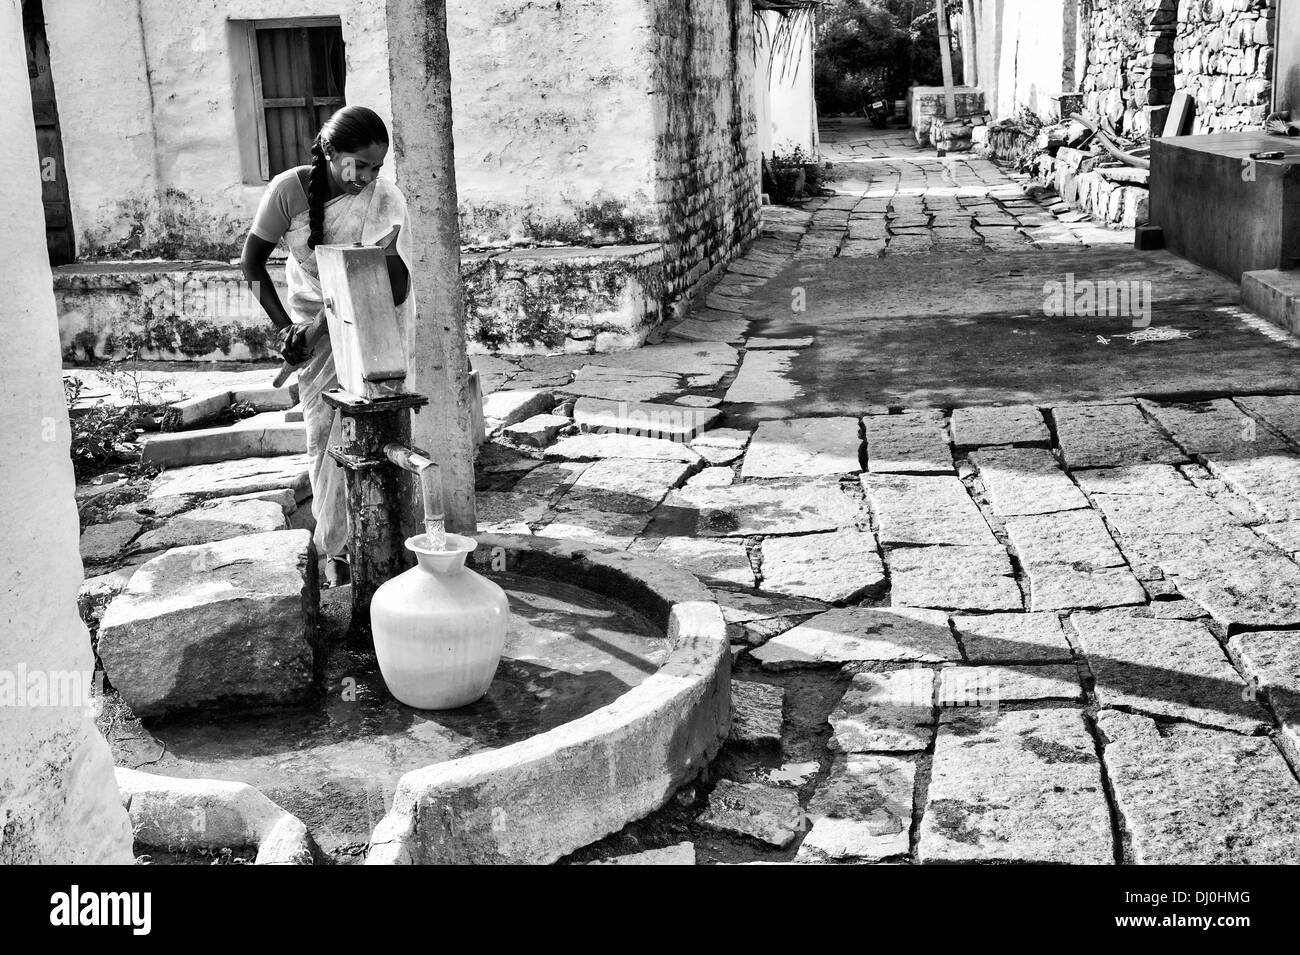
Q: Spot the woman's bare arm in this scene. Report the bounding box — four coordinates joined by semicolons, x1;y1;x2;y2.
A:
241;234;293;331
386;255;410;306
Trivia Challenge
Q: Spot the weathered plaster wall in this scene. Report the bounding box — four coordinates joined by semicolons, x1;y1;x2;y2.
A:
994;0;1077;120
963;0;1004;105
448;0;660;248
0;0;134;864
651;0;760;306
45;0;392;259
1174;0;1276;133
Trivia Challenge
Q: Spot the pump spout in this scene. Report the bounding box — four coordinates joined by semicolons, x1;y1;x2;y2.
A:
384;443;446;551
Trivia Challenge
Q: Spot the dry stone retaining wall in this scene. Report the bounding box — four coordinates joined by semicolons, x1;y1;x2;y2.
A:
1174;0;1276;133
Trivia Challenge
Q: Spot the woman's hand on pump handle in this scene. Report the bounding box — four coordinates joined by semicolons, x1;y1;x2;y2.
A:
278;322;316;365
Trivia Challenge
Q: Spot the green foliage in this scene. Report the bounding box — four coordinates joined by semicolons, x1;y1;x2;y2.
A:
815;0;964;114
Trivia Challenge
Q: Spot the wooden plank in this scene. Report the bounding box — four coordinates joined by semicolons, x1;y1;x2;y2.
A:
246;23;270;180
1164;92;1194;138
316;244;407;398
252;15;341;30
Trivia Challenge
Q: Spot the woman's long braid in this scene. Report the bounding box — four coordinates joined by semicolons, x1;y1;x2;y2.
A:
307;137;330;251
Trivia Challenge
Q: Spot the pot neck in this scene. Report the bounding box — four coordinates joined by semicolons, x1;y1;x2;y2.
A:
413;550;470;575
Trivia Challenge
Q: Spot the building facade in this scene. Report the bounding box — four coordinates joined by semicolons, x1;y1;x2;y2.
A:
33;0;762;357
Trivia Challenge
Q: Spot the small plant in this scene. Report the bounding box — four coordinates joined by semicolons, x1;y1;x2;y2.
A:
64;352;178;481
766;144;833;205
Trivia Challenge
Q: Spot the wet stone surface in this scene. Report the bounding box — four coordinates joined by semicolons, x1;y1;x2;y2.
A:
105;573;670;862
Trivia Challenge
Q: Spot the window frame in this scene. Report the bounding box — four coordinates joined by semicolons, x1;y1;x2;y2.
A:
239;16;346;182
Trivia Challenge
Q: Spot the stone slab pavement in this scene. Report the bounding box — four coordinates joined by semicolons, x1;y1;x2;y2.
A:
81;121;1300;866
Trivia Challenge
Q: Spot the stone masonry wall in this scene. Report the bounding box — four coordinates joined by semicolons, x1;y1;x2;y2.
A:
1174;0;1276;133
1079;0;1276;137
650;0;761;309
1080;0;1177;137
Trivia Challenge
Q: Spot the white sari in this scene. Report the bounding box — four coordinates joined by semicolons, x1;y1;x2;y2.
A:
283;179;416;559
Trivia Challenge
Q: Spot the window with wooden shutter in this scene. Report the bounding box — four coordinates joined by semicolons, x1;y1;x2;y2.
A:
248;18;346;178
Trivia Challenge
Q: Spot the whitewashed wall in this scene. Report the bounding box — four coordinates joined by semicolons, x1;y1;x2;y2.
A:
755;8;818;157
0;0;134;864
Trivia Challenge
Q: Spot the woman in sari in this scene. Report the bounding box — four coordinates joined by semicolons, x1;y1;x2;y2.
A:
241;106;416;586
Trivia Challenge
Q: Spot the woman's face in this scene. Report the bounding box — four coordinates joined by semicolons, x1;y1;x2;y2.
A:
327;141;388;196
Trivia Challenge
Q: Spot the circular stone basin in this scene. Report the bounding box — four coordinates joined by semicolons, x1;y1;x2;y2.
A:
107;572;670;861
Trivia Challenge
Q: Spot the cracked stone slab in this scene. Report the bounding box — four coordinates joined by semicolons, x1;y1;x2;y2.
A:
918;708;1113;865
590;843;696;865
147;454;310;502
1205;453;1300;523
1232;395;1300;444
1139;399;1288;456
862;474;998;546
131;499;286;553
532;509;649;550
475;491;550;533
1227;630;1300;766
691;428;754;467
887;545;1022;612
560;366;683;403
573;397;720;442
581;341;738;381
1005;510;1128;570
950;406;1049;449
1098;710;1300;864
938;665;1083;706
1025;563;1147;612
1141;530;1300;632
545;432;703;464
482;389;554;431
502;413;570;448
1255;521;1300;555
559;458;690;514
669;316;749;345
713;590;827;625
80;520;142;564
952;612;1073;663
685;467;735;489
971;448;1089;516
730;680;785;745
666;478;864;537
652;537;754;588
724;350;802;405
691;427;752;450
1085;485;1241;542
1050;403;1187;469
863;412;953;474
511;461;589;500
698;780;804;847
759;529;886;603
740;417;861;480
753;606;961;668
1072;464;1192;497
829;668;935;752
1070;612;1268;734
796;755;915;863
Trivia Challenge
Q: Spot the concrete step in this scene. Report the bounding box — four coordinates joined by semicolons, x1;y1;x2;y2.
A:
1242;270;1300;336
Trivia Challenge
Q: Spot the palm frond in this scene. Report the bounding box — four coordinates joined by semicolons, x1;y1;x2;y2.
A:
754;1;820;84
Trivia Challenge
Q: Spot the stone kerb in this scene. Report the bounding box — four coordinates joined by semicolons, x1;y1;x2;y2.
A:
365;534;730;865
115;767;315;864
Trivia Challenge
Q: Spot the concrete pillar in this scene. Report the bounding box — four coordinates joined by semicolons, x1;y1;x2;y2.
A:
385;0;478;536
0;0;134;864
